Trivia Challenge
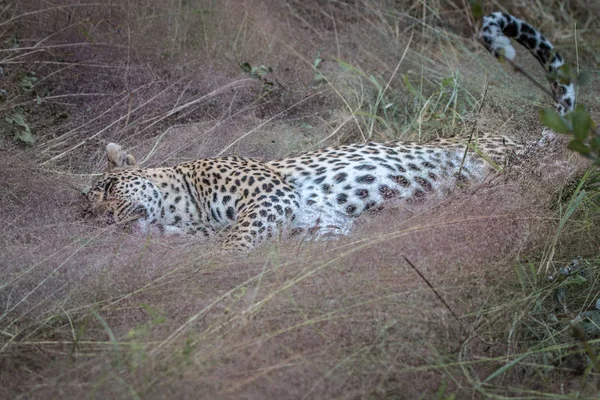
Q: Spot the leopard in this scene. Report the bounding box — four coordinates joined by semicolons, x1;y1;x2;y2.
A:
87;145;301;250
86;12;575;251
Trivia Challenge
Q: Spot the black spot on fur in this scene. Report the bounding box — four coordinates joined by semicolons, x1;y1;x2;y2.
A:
379;185;398;199
415;177;433;192
334;172;347;183
356;175;375;184
391;175;410;187
355;189;369;199
226;207;235;220
520;22;535;36
504;21;518;37
354;164;376;171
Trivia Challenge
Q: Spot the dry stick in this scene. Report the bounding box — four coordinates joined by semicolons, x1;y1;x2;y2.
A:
0;43;128;53
402;256;467;337
39;76;226;165
38;83;170;164
140;101;261;166
475;37;563;109
216;90;326;157
40;85;141;148
0;3;119;28
130;78;257;141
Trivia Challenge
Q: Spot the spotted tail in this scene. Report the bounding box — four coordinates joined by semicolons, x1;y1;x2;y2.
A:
479;12;575;115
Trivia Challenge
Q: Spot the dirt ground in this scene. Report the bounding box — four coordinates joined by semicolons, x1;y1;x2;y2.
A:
1;1;599;398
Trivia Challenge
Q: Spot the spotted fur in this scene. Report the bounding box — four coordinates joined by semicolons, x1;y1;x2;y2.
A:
87;134;530;249
87;148;301;250
479;11;575;114
86;12;573;250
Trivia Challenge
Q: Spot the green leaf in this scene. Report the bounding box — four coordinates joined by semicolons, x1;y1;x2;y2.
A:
512;263;528;290
569;111;592;141
335;59;364;76
558;63;572;78
5;111;35;145
313;50;322;68
19;73;37;93
402;74;418;97
368;74;382;91
539;109;571;134
14;130;35;145
484;353;530;383
313;72;326;84
558;76;572;85
546;70;558;83
240;62;252;73
567;139;590;155
470;1;483;20
564;274;587;285
5;112;29;130
590;136;600;151
441;77;454;88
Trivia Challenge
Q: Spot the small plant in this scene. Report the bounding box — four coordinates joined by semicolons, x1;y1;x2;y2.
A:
4;106;34;145
2;70;53;145
537;61;599;161
540;105;600;163
240;62;276;95
335;59;400;138
124;303;166;372
19;72;37;93
334;58;469;140
312;50;326;87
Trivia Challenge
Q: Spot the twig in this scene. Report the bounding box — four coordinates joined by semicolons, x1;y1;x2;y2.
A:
402;256;467;337
475;38;556;102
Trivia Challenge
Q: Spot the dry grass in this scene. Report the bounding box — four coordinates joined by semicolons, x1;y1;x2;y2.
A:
1;0;600;398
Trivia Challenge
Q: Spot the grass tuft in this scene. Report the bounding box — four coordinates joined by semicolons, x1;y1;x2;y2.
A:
1;0;599;398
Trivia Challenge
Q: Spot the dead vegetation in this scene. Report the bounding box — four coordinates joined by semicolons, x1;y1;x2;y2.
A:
1;0;600;398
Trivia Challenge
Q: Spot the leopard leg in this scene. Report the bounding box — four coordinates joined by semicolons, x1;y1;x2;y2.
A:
222;202;297;251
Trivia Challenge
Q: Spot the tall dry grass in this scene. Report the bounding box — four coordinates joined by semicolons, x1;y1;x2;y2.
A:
1;0;599;398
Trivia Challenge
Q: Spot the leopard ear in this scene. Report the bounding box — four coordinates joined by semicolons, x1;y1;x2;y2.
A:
106;143;138;170
125;154;138;167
